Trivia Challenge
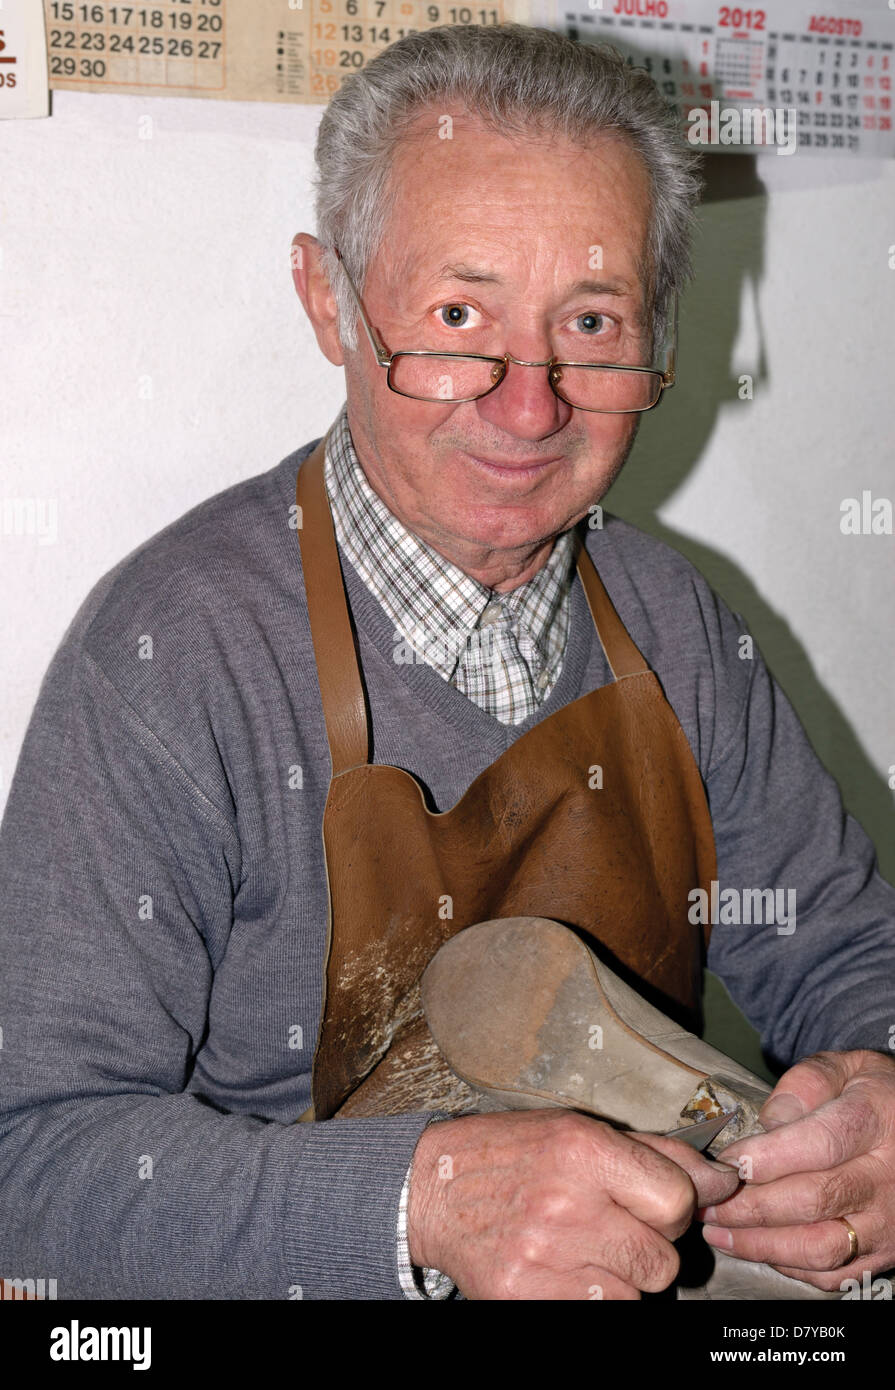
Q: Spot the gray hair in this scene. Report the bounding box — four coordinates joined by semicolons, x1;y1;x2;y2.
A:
313;23;702;356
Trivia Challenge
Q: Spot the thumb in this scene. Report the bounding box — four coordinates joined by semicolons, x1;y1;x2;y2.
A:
629;1132;742;1208
758;1051;853;1130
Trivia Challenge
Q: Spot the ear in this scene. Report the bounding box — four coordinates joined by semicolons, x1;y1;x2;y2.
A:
290;233;345;367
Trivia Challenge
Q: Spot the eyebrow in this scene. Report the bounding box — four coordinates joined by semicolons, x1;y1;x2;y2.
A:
433;263;635;297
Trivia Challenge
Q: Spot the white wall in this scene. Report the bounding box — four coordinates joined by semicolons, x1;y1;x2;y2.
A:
3;90;894;884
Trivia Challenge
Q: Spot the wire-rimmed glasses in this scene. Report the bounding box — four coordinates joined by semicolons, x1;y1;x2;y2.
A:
331;246;677;414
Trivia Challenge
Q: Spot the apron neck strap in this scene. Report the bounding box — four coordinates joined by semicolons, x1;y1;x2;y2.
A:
296;433;370;774
571;530;651;681
295;434;650;775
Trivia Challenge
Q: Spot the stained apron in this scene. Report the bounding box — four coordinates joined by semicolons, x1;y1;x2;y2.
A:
294;432;717;1122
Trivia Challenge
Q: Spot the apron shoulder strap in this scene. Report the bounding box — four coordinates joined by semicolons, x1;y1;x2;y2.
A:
574;531;650;679
296;434;369;774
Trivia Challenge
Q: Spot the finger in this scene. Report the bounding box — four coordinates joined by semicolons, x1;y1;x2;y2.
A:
714;1088;884;1182
768;1264;851;1293
629;1132;742;1208
575;1267;642;1302
577;1125;697;1242
755;1052;864;1130
514;1267;641;1301
587;1198;682;1293
756;1053;849;1129
496;1189;681;1295
464;1263;641;1302
697;1156;876;1229
702;1213;873;1273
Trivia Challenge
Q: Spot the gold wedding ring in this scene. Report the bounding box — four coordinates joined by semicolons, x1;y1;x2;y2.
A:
837;1216;859;1264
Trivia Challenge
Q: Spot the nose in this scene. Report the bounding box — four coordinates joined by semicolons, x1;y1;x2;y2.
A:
475;350;573;439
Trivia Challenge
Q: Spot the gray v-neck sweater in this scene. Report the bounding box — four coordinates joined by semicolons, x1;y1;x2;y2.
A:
1;435;893;1300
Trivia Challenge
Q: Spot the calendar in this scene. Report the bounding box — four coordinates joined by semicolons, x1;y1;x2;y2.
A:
34;0;895;156
41;0;514;105
530;1;895;157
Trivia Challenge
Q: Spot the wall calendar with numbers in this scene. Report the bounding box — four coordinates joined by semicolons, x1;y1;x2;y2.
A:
30;0;895;158
39;0;515;105
530;2;895;157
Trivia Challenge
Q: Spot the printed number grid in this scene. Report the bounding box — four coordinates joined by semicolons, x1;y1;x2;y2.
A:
44;0;227;91
306;0;508;100
44;0;510;101
562;10;894;157
765;33;893;153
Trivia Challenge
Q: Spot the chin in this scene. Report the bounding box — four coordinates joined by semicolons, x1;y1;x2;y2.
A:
454;506;570;550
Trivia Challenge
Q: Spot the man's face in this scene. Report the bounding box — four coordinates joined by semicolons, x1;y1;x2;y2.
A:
302;112;655;582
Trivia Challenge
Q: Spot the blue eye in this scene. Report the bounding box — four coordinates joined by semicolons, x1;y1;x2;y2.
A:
576;313;607;334
441;304;469;326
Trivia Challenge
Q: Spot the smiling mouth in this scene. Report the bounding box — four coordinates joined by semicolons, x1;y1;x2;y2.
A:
465;452;562;475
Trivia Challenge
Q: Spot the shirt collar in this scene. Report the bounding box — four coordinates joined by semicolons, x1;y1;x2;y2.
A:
322;402;578;677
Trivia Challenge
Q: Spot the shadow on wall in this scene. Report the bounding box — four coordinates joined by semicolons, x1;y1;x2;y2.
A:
602;151;895;1082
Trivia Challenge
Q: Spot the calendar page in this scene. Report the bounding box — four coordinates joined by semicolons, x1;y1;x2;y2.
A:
37;0;895;155
42;0;516;104
530;1;895;156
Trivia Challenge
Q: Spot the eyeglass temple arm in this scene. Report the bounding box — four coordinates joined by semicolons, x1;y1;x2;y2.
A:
332;246;392;364
662;292;678;388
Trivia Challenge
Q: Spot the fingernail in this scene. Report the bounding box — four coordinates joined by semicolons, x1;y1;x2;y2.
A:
702;1224;733;1249
760;1093;804;1129
702;1205;717;1223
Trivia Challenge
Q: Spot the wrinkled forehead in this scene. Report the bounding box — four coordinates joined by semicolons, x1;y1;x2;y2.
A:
372;108;654;301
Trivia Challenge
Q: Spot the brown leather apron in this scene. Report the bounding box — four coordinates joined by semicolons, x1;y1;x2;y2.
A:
295;434;717;1122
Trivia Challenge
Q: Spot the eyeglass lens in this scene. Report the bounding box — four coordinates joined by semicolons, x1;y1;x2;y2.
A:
388;354;662;411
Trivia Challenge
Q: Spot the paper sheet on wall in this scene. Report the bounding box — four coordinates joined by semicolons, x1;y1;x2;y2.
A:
41;0;522;104
1;0;50;119
530;1;894;157
38;0;895;159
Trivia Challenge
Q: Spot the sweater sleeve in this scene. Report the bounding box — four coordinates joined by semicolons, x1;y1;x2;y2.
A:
703;606;895;1071
0;643;433;1300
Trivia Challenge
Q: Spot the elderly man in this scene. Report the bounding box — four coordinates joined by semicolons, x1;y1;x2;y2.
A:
1;25;894;1304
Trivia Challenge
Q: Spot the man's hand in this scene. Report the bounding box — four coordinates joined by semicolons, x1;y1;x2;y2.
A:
699;1049;895;1291
406;1108;742;1300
